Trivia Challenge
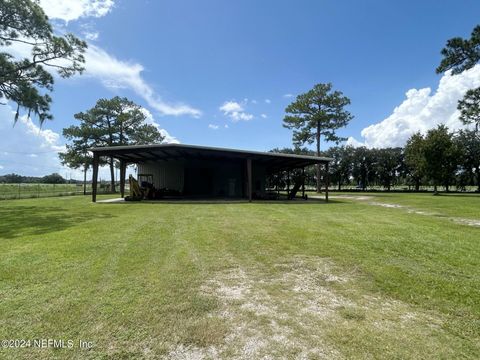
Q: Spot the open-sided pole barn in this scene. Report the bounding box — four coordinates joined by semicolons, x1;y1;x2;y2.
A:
90;144;332;202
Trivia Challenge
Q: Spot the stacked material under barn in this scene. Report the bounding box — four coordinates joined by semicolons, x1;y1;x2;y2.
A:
137;160;185;192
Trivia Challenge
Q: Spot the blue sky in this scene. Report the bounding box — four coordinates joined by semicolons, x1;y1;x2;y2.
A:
2;0;480;177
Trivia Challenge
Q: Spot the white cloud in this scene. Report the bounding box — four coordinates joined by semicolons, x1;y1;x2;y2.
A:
219;101;254;122
234;113;253;121
158;129;180;144
265;99;271;104
40;0;115;22
219;101;253;122
140;108;180;144
0;104;67;176
251;99;257;104
219;101;243;113
349;65;480;148
208;124;219;130
260;114;268;119
283;94;293;98
83;45;202;117
224;124;229;128
0;165;3;169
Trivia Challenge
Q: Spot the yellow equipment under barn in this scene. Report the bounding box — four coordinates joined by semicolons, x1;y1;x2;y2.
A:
125;175;143;201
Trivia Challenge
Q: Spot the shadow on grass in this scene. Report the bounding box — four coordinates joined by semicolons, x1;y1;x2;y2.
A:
430;193;480;198
332;191;480;199
0;206;114;239
98;197;344;205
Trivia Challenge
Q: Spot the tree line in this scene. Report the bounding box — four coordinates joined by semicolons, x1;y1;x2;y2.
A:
272;124;479;193
0;173;68;184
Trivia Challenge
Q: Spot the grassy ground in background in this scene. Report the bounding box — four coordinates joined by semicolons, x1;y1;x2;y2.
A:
0;183;124;200
0;184;85;200
343;191;480;218
0;193;478;359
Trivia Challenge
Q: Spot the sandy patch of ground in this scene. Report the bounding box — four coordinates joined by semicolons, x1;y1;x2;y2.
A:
331;195;480;227
96;197;125;203
450;218;480;227
330;195;373;201
164;256;445;359
369;201;404;209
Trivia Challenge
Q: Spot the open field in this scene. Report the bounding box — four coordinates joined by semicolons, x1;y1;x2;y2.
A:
0;184;87;200
0;193;479;359
0;183;122;200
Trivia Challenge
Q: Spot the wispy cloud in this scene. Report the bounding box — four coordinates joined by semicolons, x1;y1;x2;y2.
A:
39;0;115;22
84;31;99;41
208;124;219;130
264;99;271;104
260;114;268;119
8;39;202;118
283;94;294;98
84;45;202;117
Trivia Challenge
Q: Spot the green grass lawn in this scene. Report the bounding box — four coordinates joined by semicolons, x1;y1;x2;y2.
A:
0;193;479;359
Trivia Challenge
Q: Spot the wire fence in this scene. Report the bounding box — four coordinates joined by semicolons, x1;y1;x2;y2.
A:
271;184;480;193
1;182;477;201
322;185;480;193
0;183;128;200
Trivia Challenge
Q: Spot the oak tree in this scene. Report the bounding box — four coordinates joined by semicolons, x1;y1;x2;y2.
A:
423;125;460;193
404;132;426;191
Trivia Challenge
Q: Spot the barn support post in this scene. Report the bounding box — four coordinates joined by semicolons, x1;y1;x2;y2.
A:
246;158;252;202
119;159;126;198
325;162;329;203
287;170;290;199
92;152;99;202
302;166;305;199
83;165;87;195
275;171;278;194
278;171;281;196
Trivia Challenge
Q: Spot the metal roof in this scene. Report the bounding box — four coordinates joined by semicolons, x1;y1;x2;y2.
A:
90;143;332;171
